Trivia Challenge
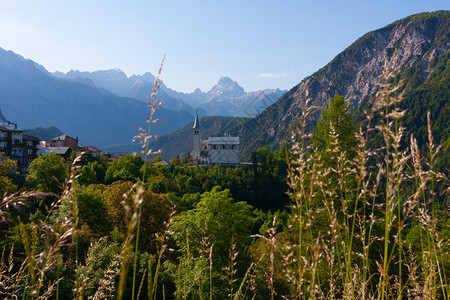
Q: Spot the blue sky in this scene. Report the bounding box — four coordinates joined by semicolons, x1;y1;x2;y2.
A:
0;1;448;93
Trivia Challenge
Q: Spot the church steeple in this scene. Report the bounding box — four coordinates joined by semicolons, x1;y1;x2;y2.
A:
192;111;201;163
193;111;200;129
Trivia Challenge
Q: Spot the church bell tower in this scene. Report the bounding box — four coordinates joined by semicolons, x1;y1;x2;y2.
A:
192;112;201;163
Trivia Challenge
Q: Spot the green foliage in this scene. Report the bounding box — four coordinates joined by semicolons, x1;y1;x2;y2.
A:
170;186;257;297
313;94;357;159
100;180;173;251
74;236;122;299
59;185;112;236
99;180;134;234
149;178;168;194
172;187;254;264
0;154;18;196
105;154;145;183
400;52;450;175
173;147;289;211
26;153;66;193
78;161;106;185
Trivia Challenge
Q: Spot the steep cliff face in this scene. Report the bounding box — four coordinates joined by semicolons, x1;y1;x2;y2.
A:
291;11;448;110
237;11;449;159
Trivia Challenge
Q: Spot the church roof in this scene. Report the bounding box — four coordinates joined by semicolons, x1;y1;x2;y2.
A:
208;137;240;145
37;147;71;155
193;112;200;129
51;134;77;141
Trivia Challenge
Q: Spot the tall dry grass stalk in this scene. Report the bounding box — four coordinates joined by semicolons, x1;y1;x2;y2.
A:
0;153;85;299
281;61;448;299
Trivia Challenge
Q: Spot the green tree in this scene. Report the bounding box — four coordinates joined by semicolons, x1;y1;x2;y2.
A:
104;154;144;183
171;186;255;295
0;155;18;196
59;185;112;236
26;153;66;193
78;161;106;185
101;180;173;251
313;94;357;159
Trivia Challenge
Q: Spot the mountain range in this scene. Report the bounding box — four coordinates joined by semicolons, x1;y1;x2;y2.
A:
0;48;193;149
151;11;449;161
0;50;284;151
53;70;285;117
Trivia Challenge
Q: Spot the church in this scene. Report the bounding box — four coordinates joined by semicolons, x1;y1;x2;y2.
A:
192;113;240;165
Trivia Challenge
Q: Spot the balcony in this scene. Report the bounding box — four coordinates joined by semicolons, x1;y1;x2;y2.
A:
10;152;24;157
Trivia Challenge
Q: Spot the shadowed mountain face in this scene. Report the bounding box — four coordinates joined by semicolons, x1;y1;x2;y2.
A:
0;47;193;148
53;69;197;114
233;11;450;159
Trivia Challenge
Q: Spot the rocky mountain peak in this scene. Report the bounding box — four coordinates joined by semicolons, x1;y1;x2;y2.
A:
207;77;245;100
192;88;203;95
217;76;236;86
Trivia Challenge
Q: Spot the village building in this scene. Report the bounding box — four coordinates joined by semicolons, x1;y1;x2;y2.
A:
22;135;40;169
192;113;240;165
50;134;79;150
37;147;72;159
77;145;103;157
107;152;128;161
0;121;40;172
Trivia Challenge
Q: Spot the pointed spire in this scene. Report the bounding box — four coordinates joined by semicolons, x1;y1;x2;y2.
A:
193;111;200;129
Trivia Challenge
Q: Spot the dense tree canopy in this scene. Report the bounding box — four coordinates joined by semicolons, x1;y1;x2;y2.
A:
313;94;357;159
0;155;18;196
26;153;67;193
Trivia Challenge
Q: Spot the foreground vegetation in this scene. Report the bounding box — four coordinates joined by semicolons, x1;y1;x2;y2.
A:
0;64;448;299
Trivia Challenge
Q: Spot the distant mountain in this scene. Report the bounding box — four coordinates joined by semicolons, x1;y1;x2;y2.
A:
195;77;286;117
24;126;64;142
54;70;286;117
53;69;196;114
232;11;450;159
0;47;194;149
